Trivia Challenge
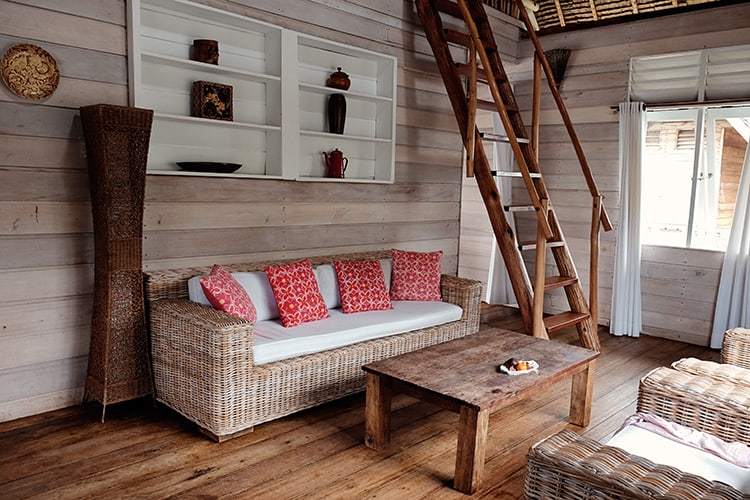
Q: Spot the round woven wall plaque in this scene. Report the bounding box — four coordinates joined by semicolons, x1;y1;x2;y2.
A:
1;44;60;100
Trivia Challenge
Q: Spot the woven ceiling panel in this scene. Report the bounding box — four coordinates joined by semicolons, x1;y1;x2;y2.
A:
483;0;726;31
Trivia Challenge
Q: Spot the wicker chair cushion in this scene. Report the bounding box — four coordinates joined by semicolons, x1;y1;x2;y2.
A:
265;259;330;327
334;259;392;313
390;249;443;301
252;300;463;364
607;418;750;493
199;264;257;322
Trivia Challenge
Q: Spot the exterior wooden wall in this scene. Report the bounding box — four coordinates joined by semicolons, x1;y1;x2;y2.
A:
502;2;750;345
0;1;519;421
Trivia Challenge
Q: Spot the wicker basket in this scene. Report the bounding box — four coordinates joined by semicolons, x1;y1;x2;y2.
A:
80;104;154;421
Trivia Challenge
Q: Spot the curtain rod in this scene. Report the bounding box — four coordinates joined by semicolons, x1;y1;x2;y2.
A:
610;98;750;111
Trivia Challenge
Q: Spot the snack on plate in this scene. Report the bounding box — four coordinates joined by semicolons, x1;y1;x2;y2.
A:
499;358;538;375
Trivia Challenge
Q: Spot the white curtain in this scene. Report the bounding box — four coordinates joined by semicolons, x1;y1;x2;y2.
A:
710;139;750;348
487;114;516;305
610;102;645;337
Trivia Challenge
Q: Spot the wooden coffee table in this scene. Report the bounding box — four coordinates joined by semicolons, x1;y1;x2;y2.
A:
362;327;599;494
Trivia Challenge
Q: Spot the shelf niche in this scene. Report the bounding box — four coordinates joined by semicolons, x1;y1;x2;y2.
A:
129;0;396;183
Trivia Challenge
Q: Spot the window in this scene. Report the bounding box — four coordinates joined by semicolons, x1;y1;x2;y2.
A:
641;105;750;250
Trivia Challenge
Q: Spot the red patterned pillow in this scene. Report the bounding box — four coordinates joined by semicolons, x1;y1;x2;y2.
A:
389;249;443;301
265;259;330;327
334;260;392;313
200;264;257;322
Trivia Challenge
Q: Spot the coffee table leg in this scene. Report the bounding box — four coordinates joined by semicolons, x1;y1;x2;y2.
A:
569;359;596;426
364;372;392;450
454;406;489;494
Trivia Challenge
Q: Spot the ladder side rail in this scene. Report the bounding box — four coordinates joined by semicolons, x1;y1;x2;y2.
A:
414;0;536;333
531;53;541;156
457;0;553;239
513;0;613;232
466;41;477;177
472;132;535;333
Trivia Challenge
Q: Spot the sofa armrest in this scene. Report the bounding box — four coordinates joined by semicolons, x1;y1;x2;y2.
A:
525;429;746;499
440;274;483;324
638;367;750;446
722;327;750;369
148;298;255;428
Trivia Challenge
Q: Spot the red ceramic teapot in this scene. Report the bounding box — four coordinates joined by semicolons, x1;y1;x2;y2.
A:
322;148;348;178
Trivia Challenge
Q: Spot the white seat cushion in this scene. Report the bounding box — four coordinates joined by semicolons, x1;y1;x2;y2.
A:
252;300;462;365
607;421;750;493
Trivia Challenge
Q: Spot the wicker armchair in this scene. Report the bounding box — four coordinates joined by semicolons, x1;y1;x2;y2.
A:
525;430;747;499
722;327;750;370
525;365;750;499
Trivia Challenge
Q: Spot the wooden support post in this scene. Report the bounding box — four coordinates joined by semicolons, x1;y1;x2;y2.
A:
533;199;549;339
569;360;596;426
589;195;602;331
364;373;392;450
454;405;489;494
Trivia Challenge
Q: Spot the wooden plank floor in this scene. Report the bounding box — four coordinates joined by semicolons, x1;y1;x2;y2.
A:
0;306;720;499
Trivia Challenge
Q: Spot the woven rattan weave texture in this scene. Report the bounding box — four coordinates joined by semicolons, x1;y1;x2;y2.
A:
145;250;483;441
80;104;154;421
525;429;747;499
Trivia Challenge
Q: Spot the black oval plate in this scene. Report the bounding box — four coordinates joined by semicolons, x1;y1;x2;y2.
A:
176;162;242;173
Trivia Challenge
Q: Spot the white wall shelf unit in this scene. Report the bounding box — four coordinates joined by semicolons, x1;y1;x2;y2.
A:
128;0;396;183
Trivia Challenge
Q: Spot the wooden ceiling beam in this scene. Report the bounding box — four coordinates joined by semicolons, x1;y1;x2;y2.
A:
552;0;565;26
589;0;599;20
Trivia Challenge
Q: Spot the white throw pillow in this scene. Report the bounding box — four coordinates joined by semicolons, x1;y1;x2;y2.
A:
189;271;279;321
314;264;340;310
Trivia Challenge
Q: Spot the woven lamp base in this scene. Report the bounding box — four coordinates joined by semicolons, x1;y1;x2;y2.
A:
80;104;154;422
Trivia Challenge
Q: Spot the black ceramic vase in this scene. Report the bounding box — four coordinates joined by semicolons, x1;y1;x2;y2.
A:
328;93;346;134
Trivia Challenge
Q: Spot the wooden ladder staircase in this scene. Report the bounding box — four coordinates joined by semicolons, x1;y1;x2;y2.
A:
415;0;612;351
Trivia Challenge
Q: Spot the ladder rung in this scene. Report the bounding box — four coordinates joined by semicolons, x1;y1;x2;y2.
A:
543;311;590;333
544;275;579;291
455;64;506;85
480;132;529;144
491;171;542;178
518;240;565;251
477;99;518;113
443;29;472;47
434;0;463;19
504;204;537;212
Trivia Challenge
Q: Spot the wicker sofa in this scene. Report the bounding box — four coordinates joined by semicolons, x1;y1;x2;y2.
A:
144;250;483;441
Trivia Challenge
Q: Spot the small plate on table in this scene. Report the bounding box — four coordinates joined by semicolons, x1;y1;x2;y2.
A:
499;359;539;375
176;162;242;173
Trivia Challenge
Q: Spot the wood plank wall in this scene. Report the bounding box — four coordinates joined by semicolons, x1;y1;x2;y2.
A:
0;0;519;421
500;2;750;345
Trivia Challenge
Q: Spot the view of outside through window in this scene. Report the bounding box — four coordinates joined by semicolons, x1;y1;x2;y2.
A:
642;105;750;251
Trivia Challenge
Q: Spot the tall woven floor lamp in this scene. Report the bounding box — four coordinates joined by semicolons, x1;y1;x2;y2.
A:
80;104;154;422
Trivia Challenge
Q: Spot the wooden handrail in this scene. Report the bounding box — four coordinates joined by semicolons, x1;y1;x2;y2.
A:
513;0;613;232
